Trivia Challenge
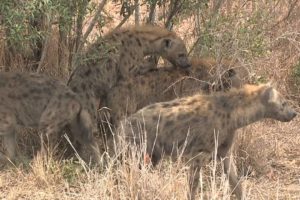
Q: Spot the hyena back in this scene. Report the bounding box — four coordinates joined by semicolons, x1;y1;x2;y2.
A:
67;25;191;146
118;83;297;199
0;72;100;162
105;57;248;125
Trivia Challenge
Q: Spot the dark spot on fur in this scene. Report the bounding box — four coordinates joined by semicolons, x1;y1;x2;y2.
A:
202;116;208;123
136;38;142;47
207;104;213;110
147;104;157;110
141;79;145;85
190;118;199;124
120;53;125;59
177;139;185;147
161;103;170;108
164;120;174;127
152;115;158;122
85;69;91;77
169;102;179;107
221;121;226;128
178;114;190;121
29;88;42;94
129;52;134;59
226;113;231;119
121;40;125;45
129;65;135;71
22;93;29;98
106;66;112;72
8;94;17;99
81;83;86;90
72;86;78;93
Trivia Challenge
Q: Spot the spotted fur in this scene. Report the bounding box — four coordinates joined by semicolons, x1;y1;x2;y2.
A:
118;84;297;199
0;72;101;163
104;57;248;125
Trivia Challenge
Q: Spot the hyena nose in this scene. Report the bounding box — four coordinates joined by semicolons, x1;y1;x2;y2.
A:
291;111;297;118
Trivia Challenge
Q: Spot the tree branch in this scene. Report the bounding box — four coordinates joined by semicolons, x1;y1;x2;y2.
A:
79;0;107;52
147;0;157;24
165;0;184;29
36;17;52;73
113;5;135;32
134;0;140;25
72;0;107;69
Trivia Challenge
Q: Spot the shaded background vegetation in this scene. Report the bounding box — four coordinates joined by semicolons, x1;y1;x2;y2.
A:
1;0;299;86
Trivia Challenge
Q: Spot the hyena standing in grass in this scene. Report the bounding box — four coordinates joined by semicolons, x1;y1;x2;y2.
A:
117;83;297;199
0;72;101;163
67;25;191;150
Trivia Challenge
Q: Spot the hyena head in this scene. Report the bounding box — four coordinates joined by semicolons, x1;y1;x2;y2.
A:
212;68;243;91
70;108;96;144
156;37;191;69
262;85;297;122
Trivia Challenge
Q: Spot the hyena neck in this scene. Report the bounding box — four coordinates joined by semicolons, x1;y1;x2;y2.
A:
227;92;266;129
67;70;100;111
121;31;164;55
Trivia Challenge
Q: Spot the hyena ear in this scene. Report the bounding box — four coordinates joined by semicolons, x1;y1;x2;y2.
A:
162;38;173;49
262;86;278;104
225;68;236;78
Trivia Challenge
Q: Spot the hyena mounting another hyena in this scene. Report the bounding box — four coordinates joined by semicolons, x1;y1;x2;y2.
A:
105;57;248;126
117;83;297;199
67;25;191;147
0;72;101;163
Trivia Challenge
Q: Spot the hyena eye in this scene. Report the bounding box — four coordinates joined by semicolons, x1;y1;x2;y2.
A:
282;102;287;107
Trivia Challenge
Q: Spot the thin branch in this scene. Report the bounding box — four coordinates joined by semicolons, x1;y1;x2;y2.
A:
36;17;52;73
79;0;107;53
75;0;89;51
36;35;50;73
188;37;201;56
113;5;135;32
165;0;184;29
72;0;107;69
147;0;157;24
134;0;140;25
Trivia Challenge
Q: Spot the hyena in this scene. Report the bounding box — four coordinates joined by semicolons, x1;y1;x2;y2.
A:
117;83;297;199
104;57;248;126
67;25;191;147
0;72;101;163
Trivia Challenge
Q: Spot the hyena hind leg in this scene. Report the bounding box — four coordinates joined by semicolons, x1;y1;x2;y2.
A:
39;97;81;159
69;109;102;166
0;108;17;162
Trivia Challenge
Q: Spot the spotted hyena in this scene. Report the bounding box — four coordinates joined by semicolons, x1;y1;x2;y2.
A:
0;72;101;163
67;25;191;147
104;57;248;126
117;83;297;199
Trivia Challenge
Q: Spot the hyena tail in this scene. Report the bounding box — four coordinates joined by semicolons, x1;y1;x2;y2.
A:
70;106;95;144
70;106;102;165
